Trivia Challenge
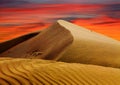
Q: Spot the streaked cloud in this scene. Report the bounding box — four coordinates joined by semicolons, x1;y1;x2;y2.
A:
93;21;118;25
0;3;120;42
0;0;30;7
26;0;120;4
100;4;120;18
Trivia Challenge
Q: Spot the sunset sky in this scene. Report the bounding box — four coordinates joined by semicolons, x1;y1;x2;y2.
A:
0;0;120;42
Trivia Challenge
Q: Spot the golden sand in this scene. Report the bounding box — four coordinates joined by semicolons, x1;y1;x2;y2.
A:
1;20;120;68
0;20;120;85
0;58;120;85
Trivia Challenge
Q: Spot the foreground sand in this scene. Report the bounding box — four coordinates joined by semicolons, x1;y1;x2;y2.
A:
0;20;120;84
0;58;120;85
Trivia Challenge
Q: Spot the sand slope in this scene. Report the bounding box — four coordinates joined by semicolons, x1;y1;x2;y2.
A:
57;20;120;68
1;20;120;68
0;22;73;60
0;32;40;53
0;58;120;85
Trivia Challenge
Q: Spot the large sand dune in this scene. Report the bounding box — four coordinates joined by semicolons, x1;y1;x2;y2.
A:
0;20;120;84
57;20;120;68
1;20;120;68
0;22;73;60
0;58;120;85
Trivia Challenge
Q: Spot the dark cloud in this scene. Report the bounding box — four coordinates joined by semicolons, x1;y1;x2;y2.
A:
101;4;120;18
93;21;118;25
1;0;119;6
48;17;77;22
57;17;77;21
49;16;93;22
27;0;120;4
0;0;30;7
104;4;120;12
47;13;97;22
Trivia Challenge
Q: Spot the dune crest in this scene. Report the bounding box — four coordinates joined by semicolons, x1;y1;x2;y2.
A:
57;20;120;68
0;58;120;85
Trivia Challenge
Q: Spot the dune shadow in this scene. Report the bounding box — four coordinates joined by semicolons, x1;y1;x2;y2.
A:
0;32;40;53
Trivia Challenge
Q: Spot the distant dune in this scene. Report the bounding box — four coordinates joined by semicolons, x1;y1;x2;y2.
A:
0;58;120;85
0;31;40;53
1;20;120;68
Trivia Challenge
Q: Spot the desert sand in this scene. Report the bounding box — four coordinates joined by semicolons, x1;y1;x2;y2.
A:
0;22;73;60
0;32;40;53
0;20;120;84
57;20;120;68
1;20;120;68
0;58;120;85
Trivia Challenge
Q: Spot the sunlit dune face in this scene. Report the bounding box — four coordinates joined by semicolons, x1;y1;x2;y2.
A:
0;4;120;42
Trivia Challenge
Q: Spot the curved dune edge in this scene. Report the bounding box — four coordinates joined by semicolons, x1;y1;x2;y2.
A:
57;20;120;68
0;58;120;85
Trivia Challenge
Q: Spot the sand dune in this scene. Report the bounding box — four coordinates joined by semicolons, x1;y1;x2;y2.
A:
0;32;40;53
0;58;120;85
0;20;120;84
1;20;120;68
0;22;73;60
57;20;120;68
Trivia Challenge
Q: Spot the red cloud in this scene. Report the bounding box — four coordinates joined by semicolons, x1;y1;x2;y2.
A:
0;4;120;42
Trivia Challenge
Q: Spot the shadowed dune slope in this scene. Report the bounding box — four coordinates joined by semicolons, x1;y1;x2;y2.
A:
56;20;120;68
0;58;120;85
0;22;73;60
0;32;40;53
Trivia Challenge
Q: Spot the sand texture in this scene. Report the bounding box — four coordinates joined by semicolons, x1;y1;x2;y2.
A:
0;58;120;85
0;20;120;84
